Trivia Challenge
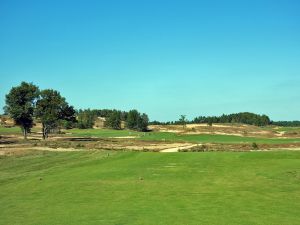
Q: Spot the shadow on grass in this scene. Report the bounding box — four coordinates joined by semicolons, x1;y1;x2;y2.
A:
61;137;107;142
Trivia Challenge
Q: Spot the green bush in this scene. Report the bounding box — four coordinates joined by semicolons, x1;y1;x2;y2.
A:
252;142;259;150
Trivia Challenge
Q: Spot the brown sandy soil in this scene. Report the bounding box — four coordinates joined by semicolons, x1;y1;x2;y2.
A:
2;125;300;155
2;133;300;156
0;134;199;154
2;142;300;156
160;144;198;153
111;136;137;139
186;124;233;128
150;124;300;138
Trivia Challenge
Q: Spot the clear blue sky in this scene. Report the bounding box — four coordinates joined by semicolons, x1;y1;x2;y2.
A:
0;0;299;121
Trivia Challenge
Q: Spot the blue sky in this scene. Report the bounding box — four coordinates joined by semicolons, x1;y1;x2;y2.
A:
0;0;299;121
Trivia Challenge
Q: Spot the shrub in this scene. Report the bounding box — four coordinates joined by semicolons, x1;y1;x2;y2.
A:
187;144;209;152
252;142;259;150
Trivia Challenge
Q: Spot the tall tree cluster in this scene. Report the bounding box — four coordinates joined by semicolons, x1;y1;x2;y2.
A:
5;82;76;139
76;108;149;131
105;110;122;130
76;109;96;129
149;112;271;127
126;110;149;132
193;112;271;126
5;82;150;138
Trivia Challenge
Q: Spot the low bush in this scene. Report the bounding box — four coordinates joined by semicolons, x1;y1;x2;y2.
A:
252;142;259;150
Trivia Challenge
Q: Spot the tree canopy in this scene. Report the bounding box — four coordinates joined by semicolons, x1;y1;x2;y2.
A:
35;89;76;139
4;82;39;139
193;112;271;126
76;109;96;129
126;110;149;131
105;110;122;130
150;112;271;127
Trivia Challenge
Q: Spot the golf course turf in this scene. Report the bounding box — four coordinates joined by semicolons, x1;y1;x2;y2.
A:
1;150;299;225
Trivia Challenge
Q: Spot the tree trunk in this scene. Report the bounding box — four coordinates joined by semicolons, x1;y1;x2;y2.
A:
42;124;47;140
22;127;27;140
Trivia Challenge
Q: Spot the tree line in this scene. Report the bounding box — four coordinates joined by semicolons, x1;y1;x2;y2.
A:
76;109;128;129
4;82;149;139
76;109;149;131
272;121;300;127
193;112;271;126
150;112;271;127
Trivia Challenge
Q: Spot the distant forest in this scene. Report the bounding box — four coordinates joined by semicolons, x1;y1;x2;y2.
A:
271;121;300;127
150;112;300;127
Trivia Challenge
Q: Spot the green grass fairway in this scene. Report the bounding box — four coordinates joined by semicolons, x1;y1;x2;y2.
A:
68;128;140;137
0;126;39;135
67;128;300;144
0;126;26;135
1;151;300;225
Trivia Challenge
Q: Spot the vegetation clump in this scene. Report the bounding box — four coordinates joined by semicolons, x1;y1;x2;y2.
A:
75;108;149;131
76;109;96;129
35;89;76;139
151;112;271;127
252;142;259;150
126;110;149;132
5;82;39;139
194;112;271;126
105;110;122;130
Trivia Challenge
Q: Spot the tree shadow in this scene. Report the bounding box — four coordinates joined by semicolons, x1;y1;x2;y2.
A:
0;136;17;144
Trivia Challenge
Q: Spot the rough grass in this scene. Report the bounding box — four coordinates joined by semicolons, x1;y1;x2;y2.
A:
141;132;300;144
0;150;300;225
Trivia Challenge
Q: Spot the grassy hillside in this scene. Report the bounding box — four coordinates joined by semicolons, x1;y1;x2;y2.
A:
1;151;299;225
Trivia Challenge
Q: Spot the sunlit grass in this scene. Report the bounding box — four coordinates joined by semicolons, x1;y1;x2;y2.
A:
0;151;299;225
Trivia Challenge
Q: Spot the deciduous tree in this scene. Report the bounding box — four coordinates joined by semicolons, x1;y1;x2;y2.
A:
5;82;39;139
35;89;75;139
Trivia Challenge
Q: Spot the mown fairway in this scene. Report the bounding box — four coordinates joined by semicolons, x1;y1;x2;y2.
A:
1;151;300;225
68;128;140;137
68;128;300;144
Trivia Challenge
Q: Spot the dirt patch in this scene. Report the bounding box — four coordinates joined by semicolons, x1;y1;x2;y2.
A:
111;136;137;139
150;124;298;138
160;144;198;153
1;127;300;154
